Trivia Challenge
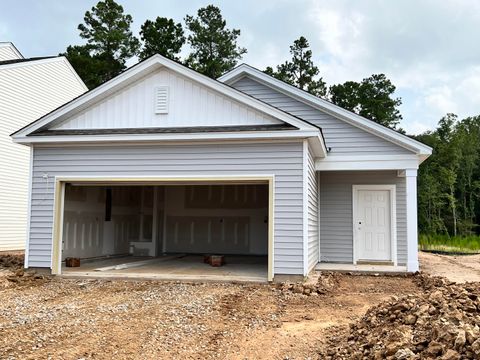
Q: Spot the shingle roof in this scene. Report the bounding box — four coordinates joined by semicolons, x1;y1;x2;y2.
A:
31;124;297;136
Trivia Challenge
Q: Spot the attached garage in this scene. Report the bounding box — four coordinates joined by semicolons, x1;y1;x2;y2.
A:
13;54;335;282
56;178;273;281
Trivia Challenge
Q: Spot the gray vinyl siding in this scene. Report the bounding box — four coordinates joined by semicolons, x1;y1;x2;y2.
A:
28;141;305;275
319;171;407;264
232;77;413;156
307;144;319;271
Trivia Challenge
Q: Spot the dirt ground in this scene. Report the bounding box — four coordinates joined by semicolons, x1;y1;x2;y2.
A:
0;251;478;359
419;251;480;283
0;266;418;359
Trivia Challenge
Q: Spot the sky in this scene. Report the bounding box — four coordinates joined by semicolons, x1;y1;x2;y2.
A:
1;0;479;134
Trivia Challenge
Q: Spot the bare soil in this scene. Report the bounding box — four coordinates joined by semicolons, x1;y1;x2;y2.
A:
419;251;480;283
1;251;479;359
0;268;419;359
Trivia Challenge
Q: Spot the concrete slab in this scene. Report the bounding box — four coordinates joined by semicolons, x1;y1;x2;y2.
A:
315;262;407;273
61;255;268;283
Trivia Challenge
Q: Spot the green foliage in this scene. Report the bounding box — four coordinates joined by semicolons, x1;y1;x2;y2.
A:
63;0;139;88
139;17;185;60
61;45;123;89
184;5;246;78
78;0;140;61
265;36;327;97
330;74;402;129
416;114;480;238
419;234;480;254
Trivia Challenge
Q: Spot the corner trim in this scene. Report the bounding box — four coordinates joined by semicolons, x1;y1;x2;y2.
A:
24;146;33;268
302;140;309;276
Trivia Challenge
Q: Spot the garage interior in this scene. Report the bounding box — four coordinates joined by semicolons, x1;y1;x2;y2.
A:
60;182;269;281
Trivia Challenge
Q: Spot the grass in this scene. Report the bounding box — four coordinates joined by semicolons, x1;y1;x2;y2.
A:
419;234;480;254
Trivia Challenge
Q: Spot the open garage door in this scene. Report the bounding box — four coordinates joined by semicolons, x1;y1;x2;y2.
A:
52;177;273;282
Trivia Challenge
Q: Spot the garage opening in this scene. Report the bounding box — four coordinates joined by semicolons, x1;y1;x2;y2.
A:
59;182;270;281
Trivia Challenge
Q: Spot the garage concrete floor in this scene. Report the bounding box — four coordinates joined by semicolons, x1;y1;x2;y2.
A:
61;255;268;282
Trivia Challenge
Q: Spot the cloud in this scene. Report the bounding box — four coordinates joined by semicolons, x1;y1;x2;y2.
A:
2;0;480;134
424;85;457;115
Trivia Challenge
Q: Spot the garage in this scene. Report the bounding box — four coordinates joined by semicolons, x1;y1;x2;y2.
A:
56;178;272;282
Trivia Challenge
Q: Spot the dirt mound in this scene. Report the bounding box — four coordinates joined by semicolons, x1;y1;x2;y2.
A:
0;252;24;269
0;269;50;289
320;274;480;359
278;271;340;296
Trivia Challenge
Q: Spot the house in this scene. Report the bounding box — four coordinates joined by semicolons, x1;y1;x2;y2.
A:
0;42;87;251
11;54;431;281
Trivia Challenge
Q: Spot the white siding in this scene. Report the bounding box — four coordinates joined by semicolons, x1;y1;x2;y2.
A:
0;59;86;250
231;76;413;156
319;171;407;264
307;144;319;271
0;43;22;61
28;142;305;275
53;68;282;130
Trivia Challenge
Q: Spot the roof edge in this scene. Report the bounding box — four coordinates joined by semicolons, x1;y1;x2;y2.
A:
219;64;432;157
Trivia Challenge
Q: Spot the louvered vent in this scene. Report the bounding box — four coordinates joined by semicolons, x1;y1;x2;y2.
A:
154;86;169;114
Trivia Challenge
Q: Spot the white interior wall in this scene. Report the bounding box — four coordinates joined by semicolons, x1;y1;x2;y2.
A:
62;184;268;260
163;185;268;255
62;186;143;259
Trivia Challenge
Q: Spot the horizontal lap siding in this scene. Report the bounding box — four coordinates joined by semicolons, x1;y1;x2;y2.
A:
29;142;304;274
307;145;319;271
232;77;412;155
0;60;86;251
319;171;406;264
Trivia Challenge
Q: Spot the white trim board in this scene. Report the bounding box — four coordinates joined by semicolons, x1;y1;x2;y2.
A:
302;140;309;276
219;64;432;161
316;155;420;171
352;184;397;266
24;147;34;268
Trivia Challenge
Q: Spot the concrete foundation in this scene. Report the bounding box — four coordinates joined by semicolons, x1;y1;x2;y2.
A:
61;254;268;283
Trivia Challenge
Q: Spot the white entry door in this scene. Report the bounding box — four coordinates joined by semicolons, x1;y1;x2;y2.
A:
354;188;393;262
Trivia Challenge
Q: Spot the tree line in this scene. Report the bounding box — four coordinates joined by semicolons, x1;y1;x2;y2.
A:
62;0;402;130
63;0;476;238
415;115;480;237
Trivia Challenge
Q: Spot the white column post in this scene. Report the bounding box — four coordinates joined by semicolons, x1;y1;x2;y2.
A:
405;169;419;272
152;186;158;256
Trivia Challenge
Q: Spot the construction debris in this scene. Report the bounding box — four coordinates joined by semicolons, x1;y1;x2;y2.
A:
319;274;480;359
278;271;340;295
204;254;225;267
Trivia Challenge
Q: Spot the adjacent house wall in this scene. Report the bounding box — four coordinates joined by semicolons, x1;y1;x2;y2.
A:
0;43;22;61
28;141;305;275
231;76;412;156
0;59;86;251
319;171;407;265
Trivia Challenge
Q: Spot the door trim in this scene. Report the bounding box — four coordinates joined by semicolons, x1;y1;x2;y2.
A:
51;175;275;282
352;184;397;266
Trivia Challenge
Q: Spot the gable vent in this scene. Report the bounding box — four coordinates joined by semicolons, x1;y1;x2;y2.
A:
154;86;169;114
